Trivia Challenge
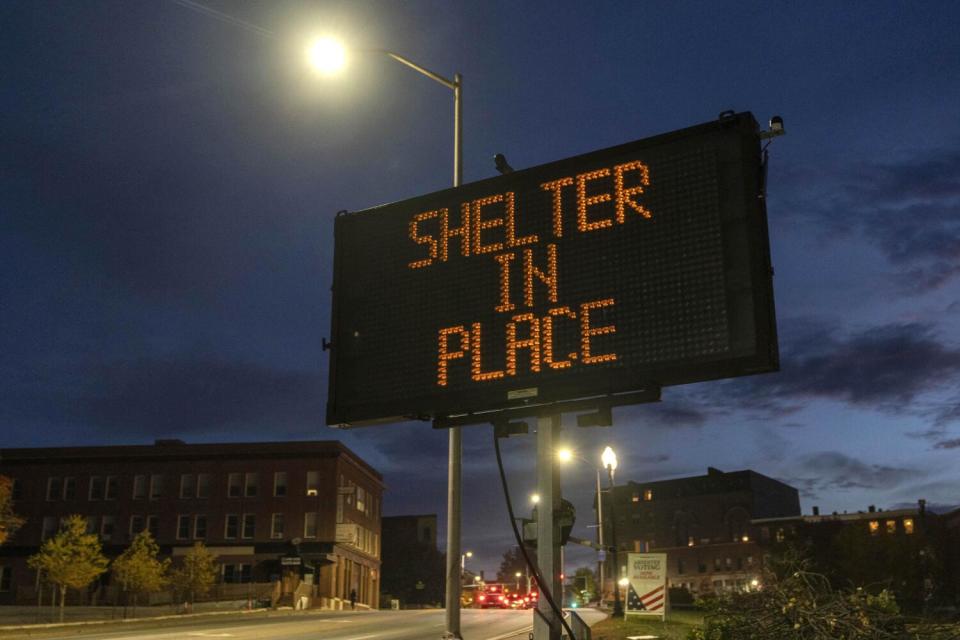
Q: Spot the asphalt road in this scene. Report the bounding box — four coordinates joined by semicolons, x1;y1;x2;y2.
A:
5;608;560;640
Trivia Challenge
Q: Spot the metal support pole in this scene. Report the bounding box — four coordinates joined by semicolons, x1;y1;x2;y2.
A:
444;428;462;639
606;466;623;617
443;71;464;640
596;469;605;606
534;414;562;640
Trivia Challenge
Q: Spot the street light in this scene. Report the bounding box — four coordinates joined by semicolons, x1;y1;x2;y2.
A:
556;446;614;611
310;38;464;639
461;550;473;578
602;446;623;617
530;493;540;504
515;571;522;592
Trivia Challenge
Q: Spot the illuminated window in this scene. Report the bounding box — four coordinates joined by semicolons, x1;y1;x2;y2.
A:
306;471;319;496
868;521;880;535
885;520;897;534
903;518;914;534
644;489;653;501
775;528;785;543
632;492;640;503
687;536;695;547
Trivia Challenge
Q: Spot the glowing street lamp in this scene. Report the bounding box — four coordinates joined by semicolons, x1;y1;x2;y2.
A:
306;37;346;75
309;38;464;638
602;446;623;617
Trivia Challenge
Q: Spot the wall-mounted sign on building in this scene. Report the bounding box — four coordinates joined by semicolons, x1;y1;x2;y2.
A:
625;552;667;619
327;112;777;426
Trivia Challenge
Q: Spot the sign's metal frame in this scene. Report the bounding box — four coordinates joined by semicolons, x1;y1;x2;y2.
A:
327;112;777;427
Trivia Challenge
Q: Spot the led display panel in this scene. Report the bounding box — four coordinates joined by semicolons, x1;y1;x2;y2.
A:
327;112;778;426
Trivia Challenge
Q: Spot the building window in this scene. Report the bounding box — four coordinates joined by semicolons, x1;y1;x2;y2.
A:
244;473;258;498
736;556;743;570
0;566;11;592
194;515;207;540
697;557;706;573
89;476;105;501
274;472;287;497
306;471;319;496
304;512;318;538
746;556;754;567
885;520;897;534
903;518;914;534
687;536;695;547
41;517;58;540
271;513;285;539
62;477;76;500
85;516;98;535
677;558;685;575
46;477;62;501
149;475;163;500
105;476;119;500
725;557;733;570
225;514;239;539
133;475;147;500
644;489;653;501
242;514;256;539
714;557;722;571
101;516;115;541
129;515;145;537
197;473;210;499
177;515;191;540
10;479;22;501
775;528;785;543
868;520;880;535
180;474;195;499
357;486;366;513
631;492;640;503
228;473;242;498
146;515;159;539
222;563;251;584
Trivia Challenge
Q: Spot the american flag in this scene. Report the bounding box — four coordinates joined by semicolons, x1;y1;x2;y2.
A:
627;583;664;611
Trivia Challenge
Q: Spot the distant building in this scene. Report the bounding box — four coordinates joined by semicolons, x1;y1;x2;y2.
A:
0;440;383;609
754;501;951;609
380;514;445;606
600;467;800;597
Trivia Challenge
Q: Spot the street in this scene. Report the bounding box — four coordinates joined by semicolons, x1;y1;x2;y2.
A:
1;608;607;640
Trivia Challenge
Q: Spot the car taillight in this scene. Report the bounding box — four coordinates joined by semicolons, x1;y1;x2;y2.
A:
478;594;486;601
500;596;506;602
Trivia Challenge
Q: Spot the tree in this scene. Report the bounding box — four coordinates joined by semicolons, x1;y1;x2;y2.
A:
0;476;24;545
496;546;530;585
28;515;109;622
112;530;170;616
170;542;218;606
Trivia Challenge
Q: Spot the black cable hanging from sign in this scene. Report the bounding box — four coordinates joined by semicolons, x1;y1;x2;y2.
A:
492;429;578;640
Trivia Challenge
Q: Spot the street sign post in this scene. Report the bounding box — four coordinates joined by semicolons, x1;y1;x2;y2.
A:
327;112;777;427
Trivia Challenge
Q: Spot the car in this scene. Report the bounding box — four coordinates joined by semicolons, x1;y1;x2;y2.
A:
477;584;510;609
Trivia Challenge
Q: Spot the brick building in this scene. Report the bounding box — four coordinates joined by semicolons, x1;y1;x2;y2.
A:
380;514;445;606
0;440;383;609
600;467;800;597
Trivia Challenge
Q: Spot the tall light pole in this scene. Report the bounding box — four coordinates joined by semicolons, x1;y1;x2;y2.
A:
308;39;464;640
460;551;473;584
556;447;608;607
601;446;623;617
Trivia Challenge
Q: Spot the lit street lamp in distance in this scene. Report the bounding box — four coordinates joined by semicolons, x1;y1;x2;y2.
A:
306;36;346;75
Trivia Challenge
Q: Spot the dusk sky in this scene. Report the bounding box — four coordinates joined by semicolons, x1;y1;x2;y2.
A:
2;1;959;577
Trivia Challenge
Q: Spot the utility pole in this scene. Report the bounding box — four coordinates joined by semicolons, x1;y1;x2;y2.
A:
534;415;562;640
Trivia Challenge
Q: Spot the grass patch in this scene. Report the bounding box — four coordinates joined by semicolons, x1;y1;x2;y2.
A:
591;609;702;640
